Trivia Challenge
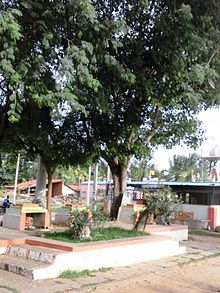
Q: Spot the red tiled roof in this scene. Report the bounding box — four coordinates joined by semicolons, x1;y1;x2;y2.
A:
5;179;63;190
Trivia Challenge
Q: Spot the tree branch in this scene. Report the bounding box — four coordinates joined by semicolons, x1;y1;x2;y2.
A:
207;46;220;65
143;105;160;145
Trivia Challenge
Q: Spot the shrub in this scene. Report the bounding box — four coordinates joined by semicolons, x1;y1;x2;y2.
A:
68;207;91;239
214;226;220;233
134;186;182;230
68;200;108;239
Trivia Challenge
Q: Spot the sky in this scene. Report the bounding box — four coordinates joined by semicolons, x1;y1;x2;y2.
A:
152;108;220;171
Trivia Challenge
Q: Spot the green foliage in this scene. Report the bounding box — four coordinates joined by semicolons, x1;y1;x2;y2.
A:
0;152;38;186
55;165;89;184
60;269;103;279
68;207;91;239
1;0;220;219
134;186;182;229
92;199;109;225
130;158;162;181
67;200;108;239
167;153;210;182
214;226;220;233
60;267;111;279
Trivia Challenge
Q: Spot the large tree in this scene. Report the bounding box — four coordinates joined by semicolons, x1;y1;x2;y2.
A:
2;101;95;211
66;0;220;219
0;0;99;140
0;0;105;209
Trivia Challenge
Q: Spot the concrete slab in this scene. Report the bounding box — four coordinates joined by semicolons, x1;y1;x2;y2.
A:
0;231;186;280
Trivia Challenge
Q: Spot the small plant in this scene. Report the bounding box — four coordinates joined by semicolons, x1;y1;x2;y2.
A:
60;269;96;279
60;267;112;279
134;186;182;230
91;199;108;226
214;226;220;233
68;206;91;239
68;199;109;239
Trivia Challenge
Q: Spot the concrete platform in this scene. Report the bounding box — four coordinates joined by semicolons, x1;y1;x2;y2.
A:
144;224;188;240
0;233;185;280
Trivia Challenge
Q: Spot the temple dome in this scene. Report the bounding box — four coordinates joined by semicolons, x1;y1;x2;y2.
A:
209;145;220;157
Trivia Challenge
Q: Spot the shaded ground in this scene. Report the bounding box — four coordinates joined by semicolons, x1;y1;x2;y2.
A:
0;234;220;293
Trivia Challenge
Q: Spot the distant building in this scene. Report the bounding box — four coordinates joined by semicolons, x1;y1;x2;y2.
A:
5;179;80;197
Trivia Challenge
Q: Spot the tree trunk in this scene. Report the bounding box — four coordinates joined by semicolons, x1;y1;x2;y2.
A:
47;169;53;214
33;155;47;208
109;159;128;220
0;99;9;143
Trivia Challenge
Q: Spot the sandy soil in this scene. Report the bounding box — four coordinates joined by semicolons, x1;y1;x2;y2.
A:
90;235;220;293
91;256;220;293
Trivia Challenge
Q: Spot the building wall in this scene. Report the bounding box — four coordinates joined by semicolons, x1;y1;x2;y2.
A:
62;185;77;196
182;204;208;220
80;183;107;201
212;205;220;226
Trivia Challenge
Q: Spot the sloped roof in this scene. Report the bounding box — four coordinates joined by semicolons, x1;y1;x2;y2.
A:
5;179;63;190
66;184;80;192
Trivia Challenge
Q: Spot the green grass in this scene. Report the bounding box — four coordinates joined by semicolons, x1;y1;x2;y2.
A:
51;204;62;213
0;285;20;293
60;267;111;279
178;252;220;267
44;227;147;243
16;194;28;200
189;229;220;238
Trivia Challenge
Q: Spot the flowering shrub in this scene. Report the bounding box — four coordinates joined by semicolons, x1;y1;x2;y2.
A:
134;186;182;229
68;207;91;239
68;200;108;239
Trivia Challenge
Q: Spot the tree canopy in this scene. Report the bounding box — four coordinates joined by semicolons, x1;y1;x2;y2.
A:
64;0;220;218
1;1;220;218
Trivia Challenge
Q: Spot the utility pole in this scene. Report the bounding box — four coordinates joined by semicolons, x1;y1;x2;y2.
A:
93;164;98;202
87;166;91;205
13;152;20;204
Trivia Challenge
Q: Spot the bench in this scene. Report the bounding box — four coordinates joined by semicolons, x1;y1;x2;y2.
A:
3;204;50;231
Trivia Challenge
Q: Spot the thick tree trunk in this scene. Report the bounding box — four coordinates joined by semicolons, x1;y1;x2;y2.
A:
109;159;128;220
33;155;47;208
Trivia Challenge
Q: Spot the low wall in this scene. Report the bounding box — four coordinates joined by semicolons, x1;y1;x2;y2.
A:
144;225;188;241
32;235;185;280
54;207;71;226
182;204;208;220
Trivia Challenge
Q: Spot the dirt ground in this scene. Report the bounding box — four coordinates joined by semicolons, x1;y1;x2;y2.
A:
0;234;220;293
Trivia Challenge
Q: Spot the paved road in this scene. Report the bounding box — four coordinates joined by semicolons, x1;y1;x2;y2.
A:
0;234;220;293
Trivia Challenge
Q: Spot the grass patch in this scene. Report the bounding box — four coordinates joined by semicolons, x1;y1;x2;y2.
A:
0;285;20;293
44;227;147;243
189;229;220;238
178;252;220;267
60;267;111;279
51;205;62;213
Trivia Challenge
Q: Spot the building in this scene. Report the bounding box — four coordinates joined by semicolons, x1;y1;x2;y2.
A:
4;179;80;197
125;181;220;229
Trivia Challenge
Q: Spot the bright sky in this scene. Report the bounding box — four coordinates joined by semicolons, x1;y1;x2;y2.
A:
152;108;220;171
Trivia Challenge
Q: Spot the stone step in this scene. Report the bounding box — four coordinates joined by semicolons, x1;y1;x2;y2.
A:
0;255;49;279
5;244;62;264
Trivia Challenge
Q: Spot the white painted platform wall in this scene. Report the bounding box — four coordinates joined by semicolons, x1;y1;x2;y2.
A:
33;237;185;280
